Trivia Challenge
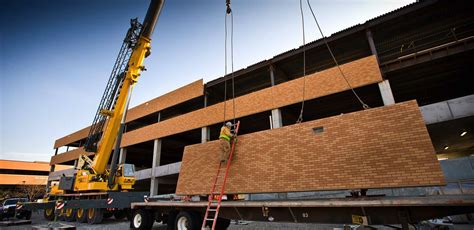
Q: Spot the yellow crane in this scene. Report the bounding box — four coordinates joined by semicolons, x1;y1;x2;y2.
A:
19;0;166;225
50;0;164;194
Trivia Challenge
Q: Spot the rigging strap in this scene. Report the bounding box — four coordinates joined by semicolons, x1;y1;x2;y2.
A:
223;0;236;124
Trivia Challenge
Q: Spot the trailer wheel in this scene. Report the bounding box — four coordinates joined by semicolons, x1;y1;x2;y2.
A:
130;209;153;230
86;208;104;224
43;208;54;221
76;208;87;223
64;208;76;222
175;211;201;230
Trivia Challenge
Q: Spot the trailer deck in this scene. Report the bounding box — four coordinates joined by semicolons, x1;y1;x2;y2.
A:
132;195;474;225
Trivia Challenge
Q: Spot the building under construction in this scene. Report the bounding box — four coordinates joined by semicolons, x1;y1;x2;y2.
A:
47;0;473;196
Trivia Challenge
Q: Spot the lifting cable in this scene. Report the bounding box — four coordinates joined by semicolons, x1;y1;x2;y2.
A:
296;0;369;124
296;0;307;124
306;0;369;110
223;0;237;124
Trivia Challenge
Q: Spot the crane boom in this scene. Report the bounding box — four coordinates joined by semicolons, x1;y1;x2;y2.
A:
54;0;167;193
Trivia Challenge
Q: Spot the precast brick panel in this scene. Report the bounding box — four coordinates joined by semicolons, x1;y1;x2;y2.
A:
176;100;445;195
121;55;382;147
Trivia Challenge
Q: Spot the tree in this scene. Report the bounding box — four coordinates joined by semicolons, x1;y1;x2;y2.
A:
21;183;45;201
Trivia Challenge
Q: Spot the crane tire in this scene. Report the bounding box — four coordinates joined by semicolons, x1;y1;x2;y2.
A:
86;208;103;224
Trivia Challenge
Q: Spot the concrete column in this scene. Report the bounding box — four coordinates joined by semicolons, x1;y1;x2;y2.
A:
201;92;210;143
367;29;396;105
150;139;162;196
378;80;395;105
269;65;284;129
271;109;283;129
201;127;210;143
119;148;127;164
269;65;276;86
366;29;381;65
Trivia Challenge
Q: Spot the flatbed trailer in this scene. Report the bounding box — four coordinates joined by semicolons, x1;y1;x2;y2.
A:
129;194;474;230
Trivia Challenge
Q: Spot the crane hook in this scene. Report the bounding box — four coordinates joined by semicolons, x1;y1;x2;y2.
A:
226;0;232;14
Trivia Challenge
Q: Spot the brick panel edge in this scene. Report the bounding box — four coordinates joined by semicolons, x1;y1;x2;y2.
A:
176;100;445;195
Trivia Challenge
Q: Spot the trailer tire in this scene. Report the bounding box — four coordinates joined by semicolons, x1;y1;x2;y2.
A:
43;208;54;221
130;209;153;230
175;211;202;230
56;208;65;221
86;208;104;224
76;208;87;223
64;208;76;222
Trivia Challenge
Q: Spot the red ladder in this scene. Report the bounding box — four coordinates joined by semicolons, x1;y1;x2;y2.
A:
201;121;240;230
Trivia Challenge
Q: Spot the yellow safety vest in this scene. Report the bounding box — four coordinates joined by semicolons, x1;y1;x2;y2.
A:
219;126;231;141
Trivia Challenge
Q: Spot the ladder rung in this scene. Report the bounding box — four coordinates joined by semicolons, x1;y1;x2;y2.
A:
208;209;217;211
206;218;215;221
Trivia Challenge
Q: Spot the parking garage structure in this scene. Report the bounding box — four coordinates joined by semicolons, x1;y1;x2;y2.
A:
47;0;473;196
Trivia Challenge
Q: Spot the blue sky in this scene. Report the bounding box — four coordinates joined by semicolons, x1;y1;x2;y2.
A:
0;0;413;162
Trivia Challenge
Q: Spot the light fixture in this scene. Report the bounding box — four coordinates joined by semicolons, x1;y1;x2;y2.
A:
438;157;448;161
460;131;467;137
443;145;449;150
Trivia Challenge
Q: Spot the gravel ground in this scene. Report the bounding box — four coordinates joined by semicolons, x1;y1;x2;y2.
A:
1;211;473;230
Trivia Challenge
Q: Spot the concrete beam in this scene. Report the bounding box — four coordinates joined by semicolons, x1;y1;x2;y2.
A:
378;80;395;105
135;168;152;181
153;162;181;177
135;162;182;181
420;95;474;125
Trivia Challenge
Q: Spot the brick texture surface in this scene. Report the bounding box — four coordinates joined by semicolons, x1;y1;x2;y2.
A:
121;55;382;147
53;79;203;149
176;100;445;195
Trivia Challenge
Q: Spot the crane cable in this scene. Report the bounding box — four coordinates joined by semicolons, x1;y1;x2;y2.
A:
223;0;236;124
296;0;370;124
296;0;307;124
306;0;369;110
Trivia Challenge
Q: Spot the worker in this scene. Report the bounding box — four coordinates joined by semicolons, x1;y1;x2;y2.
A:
219;122;234;164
